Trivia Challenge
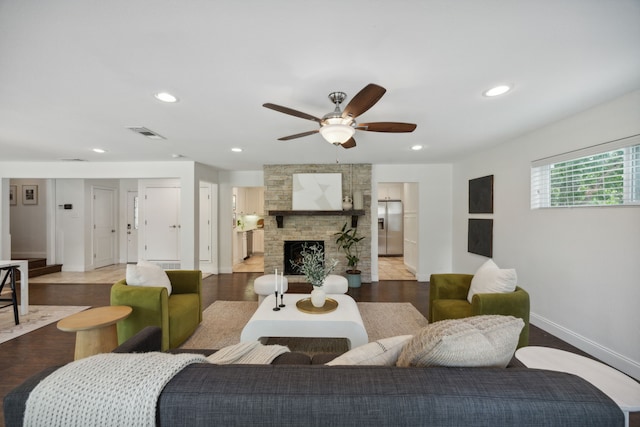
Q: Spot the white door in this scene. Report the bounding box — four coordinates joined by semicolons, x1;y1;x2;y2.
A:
126;191;139;263
200;186;211;262
93;187;116;268
144;187;180;260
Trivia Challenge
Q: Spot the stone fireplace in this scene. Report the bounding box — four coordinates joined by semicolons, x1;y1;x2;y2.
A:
283;240;324;275
263;164;372;283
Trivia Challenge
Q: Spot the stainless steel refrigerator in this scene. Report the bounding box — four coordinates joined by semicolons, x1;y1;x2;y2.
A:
378;200;403;255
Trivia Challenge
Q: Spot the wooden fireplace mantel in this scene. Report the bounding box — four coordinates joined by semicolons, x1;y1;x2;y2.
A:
268;210;365;228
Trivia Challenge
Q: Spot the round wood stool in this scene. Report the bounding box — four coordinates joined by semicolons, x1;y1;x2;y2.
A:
57;305;132;360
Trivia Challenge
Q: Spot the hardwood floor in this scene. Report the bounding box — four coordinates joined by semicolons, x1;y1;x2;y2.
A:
1;272;637;426
232;254;419;280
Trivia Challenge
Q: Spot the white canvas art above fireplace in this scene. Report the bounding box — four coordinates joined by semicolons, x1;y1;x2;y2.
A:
292;173;342;210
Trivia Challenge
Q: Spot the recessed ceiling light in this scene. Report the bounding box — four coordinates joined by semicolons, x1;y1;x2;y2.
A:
154;92;179;103
231;148;242;152
483;85;512;97
171;154;184;159
411;145;423;151
92;148;106;153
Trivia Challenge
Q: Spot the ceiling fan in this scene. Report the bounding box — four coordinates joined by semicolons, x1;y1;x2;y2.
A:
263;83;417;149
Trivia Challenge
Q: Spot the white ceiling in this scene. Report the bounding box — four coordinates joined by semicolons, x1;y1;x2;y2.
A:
1;0;639;171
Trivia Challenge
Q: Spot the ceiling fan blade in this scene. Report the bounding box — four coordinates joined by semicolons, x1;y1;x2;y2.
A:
263;103;323;124
341;137;356;149
342;84;386;119
277;130;319;141
358;122;417;133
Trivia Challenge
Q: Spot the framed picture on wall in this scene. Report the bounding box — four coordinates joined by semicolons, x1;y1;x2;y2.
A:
9;185;17;205
22;185;38;205
469;175;494;213
292;173;342;210
468;218;493;257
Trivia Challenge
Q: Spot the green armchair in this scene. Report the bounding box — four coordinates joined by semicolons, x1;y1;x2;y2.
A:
110;270;202;351
429;273;530;348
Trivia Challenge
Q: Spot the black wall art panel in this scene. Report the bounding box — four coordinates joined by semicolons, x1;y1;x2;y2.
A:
468;218;493;258
469;175;494;213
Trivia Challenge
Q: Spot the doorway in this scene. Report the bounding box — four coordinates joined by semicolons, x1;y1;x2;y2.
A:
377;182;417;281
92;187;117;268
231;186;265;273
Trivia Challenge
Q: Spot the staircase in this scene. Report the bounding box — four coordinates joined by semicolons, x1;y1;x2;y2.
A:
14;259;63;279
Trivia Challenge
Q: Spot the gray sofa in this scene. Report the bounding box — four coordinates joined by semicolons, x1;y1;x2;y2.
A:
4;327;624;427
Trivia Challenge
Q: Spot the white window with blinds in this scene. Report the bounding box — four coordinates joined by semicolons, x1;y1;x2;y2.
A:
531;134;640;209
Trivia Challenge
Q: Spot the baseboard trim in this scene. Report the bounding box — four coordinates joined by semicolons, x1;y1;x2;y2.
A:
531;312;640;381
416;273;429;282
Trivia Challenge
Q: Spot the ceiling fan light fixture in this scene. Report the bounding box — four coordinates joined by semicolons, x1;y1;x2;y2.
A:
319;124;355;144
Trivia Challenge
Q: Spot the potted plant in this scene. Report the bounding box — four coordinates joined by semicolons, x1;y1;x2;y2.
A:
334;222;365;288
290;243;338;307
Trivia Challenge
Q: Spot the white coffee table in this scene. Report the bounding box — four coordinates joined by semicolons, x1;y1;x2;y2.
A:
516;346;640;427
240;293;368;349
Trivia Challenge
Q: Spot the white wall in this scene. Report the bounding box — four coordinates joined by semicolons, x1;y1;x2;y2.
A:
9;178;47;258
54;179;86;270
373;164;453;281
452;90;640;379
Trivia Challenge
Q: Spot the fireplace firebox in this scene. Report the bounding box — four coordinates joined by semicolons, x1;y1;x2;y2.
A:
284;240;324;275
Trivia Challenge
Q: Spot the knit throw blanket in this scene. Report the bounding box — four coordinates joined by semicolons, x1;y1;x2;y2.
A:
206;341;290;364
24;352;206;427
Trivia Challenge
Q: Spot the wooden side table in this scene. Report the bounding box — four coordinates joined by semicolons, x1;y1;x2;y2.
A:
57;306;132;360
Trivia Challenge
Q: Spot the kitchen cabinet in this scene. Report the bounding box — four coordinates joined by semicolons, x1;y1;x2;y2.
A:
241;231;248;259
253;229;264;253
242;187;264;215
378;183;403;201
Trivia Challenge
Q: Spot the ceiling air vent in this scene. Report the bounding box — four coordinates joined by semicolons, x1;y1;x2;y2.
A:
126;126;166;140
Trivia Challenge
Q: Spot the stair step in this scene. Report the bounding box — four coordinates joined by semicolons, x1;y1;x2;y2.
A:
11;259;63;279
27;258;47;269
28;265;63;278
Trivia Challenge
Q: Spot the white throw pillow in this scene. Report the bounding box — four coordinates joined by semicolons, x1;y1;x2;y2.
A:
126;260;172;295
325;335;412;366
467;259;517;303
396;315;523;368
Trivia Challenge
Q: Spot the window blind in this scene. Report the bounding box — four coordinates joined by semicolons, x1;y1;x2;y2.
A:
531;134;640;208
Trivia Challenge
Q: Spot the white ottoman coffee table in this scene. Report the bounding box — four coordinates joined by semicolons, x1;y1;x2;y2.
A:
322;275;348;294
253;274;288;304
240;293;368;349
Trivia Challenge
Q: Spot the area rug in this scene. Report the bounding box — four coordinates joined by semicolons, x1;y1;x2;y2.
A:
0;305;90;344
181;300;428;354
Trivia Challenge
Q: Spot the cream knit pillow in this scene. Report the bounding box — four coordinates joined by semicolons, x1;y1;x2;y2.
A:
396;315;523;368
